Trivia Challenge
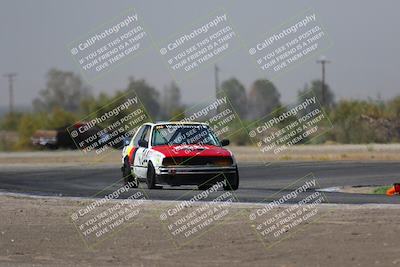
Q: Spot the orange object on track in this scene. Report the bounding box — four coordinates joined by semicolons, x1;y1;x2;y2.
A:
386;186;396;196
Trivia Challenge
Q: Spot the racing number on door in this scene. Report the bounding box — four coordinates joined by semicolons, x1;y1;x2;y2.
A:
139;149;150;165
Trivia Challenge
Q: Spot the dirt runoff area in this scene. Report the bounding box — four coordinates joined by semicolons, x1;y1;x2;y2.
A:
0;195;399;267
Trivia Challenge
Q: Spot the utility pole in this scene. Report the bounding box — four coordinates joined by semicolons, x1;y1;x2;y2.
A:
3;73;17;114
214;64;219;98
316;56;330;107
214;64;220;114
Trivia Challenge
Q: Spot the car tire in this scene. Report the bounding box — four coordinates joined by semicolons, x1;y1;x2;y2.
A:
146;162;157;189
122;157;138;188
224;166;239;191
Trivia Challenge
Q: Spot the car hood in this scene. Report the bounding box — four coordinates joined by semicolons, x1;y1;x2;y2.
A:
151;144;232;158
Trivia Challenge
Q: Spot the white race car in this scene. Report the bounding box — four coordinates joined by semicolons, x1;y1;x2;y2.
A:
121;122;239;190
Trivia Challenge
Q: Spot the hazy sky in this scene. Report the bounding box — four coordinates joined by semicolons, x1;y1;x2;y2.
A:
1;0;399;108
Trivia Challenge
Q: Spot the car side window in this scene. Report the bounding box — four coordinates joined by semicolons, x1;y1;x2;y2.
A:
132;126;145;146
142;126;151;144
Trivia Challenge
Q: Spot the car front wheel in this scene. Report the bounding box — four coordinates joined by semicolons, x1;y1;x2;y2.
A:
146;162;157;189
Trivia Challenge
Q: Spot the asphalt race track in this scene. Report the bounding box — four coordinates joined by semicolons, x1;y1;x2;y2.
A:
1;161;400;204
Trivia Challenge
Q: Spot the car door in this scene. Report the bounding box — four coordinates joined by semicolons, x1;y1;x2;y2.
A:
125;125;145;162
133;125;151;178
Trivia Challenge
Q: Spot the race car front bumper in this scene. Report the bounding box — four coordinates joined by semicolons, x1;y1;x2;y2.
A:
157;165;237;175
155;165;237;186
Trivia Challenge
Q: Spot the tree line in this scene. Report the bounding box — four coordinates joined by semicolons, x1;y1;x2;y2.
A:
0;68;399;150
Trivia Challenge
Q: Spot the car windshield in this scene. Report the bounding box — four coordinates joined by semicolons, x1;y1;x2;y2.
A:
152;124;220;146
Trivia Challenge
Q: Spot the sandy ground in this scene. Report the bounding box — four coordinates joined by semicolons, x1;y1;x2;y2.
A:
1;144;400;166
337;186;386;194
0;195;399;267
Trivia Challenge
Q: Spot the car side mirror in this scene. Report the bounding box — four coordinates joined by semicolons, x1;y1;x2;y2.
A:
123;137;131;146
138;140;148;148
220;139;230;146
